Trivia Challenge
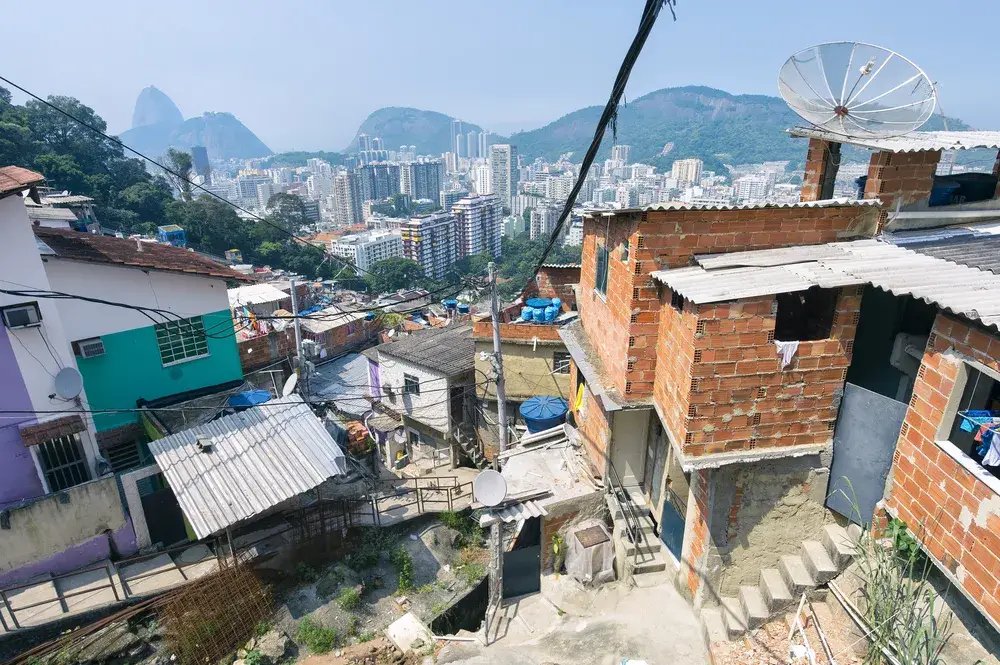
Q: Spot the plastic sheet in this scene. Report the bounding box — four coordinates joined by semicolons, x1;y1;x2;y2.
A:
564;519;615;586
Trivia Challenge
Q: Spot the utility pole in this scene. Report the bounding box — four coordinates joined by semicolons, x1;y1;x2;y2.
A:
290;278;307;399
488;262;509;457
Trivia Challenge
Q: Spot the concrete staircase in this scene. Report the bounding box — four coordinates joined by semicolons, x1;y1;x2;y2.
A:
454;428;489;469
701;523;861;643
605;488;668;583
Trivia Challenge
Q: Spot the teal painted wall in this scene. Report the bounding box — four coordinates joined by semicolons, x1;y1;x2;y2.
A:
76;310;244;432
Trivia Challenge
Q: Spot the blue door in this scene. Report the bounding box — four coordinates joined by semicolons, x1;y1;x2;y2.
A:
660;485;686;560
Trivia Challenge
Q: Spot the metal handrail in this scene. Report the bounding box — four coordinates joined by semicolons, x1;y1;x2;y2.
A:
606;461;646;579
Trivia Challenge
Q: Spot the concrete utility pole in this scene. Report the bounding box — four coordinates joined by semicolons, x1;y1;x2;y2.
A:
488;262;509;456
290;278;307;399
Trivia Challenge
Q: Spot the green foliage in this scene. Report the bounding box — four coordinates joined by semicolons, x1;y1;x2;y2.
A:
440;510;484;548
417;583;436;594
390;545;414;591
261;151;343;169
365;257;427;294
351;528;393;570
244;650;265;665
346;615;360;636
296;617;337;654
358;631;377;643
349;107;482;155
316;569;343;598
495;235;582;300
338;586;362;611
461;563;486;586
887;517;925;565
254;620;271;637
296;562;319;584
266;192;309;233
166;148;193;201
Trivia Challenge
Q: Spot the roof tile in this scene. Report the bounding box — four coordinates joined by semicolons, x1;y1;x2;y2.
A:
0;166;45;196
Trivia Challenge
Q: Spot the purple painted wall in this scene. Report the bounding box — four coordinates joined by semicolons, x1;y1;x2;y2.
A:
0;519;138;589
0;324;43;507
368;358;381;399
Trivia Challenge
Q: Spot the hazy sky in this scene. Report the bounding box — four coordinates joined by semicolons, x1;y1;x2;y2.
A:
2;0;997;153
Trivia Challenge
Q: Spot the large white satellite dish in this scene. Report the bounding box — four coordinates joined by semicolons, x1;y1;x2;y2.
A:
778;42;937;139
281;373;298;397
54;367;84;400
473;469;508;507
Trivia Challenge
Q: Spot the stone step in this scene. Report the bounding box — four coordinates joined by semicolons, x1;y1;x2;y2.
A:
801;540;839;584
822;524;856;568
779;555;816;596
738;586;770;630
623;537;662;557
847;523;863;543
630;549;667;575
720;596;748;639
759;568;794;613
700;607;728;644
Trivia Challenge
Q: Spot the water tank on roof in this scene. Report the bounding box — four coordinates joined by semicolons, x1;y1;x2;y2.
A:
520;306;532;321
457;303;470;314
365;312;376;321
526;297;552;309
520;396;569;434
443;299;458;310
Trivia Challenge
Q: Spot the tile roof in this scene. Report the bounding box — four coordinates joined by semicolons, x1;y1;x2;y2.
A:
788;126;1000;153
376;323;474;376
33;227;254;282
0;166;45;196
147;394;348;538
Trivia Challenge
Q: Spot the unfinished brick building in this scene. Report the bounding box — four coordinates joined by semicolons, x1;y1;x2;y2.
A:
563;127;1000;641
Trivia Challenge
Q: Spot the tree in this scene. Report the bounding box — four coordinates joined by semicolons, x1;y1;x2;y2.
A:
522;207;533;225
25;95;122;174
166;148;193;201
365;257;426;294
265;192;308;233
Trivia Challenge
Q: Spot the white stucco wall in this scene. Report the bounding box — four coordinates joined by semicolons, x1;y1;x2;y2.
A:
380;357;452;434
119;463;163;550
42;259;231;339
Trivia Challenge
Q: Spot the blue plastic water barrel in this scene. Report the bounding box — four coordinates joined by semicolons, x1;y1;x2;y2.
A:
544;306;557;322
532;307;546;322
551;297;562;311
519;396;569;433
443;299;458;309
365;312;376;321
526;297;552;309
457;303;470;314
521;306;533;321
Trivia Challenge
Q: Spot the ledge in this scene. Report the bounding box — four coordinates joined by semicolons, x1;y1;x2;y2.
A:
558;320;652;413
933;438;1000;499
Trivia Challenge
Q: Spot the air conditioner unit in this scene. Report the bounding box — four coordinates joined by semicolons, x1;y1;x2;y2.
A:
301;339;319;358
1;302;42;329
75;337;106;359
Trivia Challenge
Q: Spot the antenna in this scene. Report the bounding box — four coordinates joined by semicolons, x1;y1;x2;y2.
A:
53;367;84;400
473;469;508;507
778;42;937;139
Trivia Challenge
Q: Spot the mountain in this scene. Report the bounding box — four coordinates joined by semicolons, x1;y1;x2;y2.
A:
120;88;271;161
347;107;482;155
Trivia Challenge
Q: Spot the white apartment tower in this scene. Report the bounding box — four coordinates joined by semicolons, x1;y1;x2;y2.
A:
611;144;631;164
452;194;503;258
332;171;362;227
400;212;460;281
472;163;492;195
671;158;704;184
490;144;519;208
329;231;403;272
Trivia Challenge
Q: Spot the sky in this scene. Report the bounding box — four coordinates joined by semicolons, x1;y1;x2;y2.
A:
2;0;998;153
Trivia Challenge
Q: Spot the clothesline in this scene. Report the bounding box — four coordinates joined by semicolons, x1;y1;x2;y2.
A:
959;410;1000;466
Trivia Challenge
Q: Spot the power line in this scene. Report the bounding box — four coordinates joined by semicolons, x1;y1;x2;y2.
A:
521;0;673;292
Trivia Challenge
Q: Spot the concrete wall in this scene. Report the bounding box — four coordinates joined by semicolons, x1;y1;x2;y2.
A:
539;491;604;572
0;323;45;506
610;408;649;487
120;463;163;550
381;356;453;435
0;521;136;588
703;454;834;599
0;475;133;575
474;339;570;401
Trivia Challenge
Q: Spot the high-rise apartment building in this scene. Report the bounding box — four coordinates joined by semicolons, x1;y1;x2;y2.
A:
371;137;383;151
466;131;479;159
358;134;371;152
330;231;403;272
671;158;703;184
440;190;469;210
443;152;457;173
358;163;401;202
410;160;442;201
233;174;272;205
478;132;497;159
450;120;463;160
191;146;211;186
611;144;631;164
529;204;560;240
452;194;503;258
401;212;459;280
490;144;519;208
472;163;492;195
333;171;363;227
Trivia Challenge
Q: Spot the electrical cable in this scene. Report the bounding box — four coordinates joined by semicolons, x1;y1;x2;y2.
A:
520;0;674;293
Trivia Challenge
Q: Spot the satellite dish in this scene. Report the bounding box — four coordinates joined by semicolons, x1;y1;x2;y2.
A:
54;367;84;400
281;373;298;397
473;469;507;507
778;42;937;139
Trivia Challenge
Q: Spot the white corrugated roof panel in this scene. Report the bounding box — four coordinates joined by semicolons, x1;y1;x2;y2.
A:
228;283;289;307
147;394;348;538
788;126;1000;153
300;306;369;334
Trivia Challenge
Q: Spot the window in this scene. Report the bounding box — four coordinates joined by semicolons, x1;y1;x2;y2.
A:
154;316;209;365
553;351;571;374
942;363;1000;478
104;439;152;473
595;244;609;296
403;373;420;396
37;434;91;492
774;287;838;342
621;238;630;263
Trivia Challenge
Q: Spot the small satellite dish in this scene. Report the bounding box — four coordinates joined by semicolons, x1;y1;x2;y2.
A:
281;373;298;397
54;367;84;400
778;42;937;139
473;469;508;507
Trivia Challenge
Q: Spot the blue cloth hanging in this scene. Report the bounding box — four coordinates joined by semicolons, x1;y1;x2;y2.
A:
960;410;996;432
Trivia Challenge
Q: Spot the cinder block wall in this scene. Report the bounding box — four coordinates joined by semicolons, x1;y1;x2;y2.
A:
864;149;941;231
884;314;1000;631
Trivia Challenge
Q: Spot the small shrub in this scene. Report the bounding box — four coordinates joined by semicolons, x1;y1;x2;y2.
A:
245;650;265;665
461;562;486;586
358;631;377;643
338;586;361;611
417;583;435;594
440;510;465;531
352;529;391;570
253;620;271;637
346;615;360;637
431;601;447;616
887;517;924;564
296;562;319;584
297;617;337;654
390;545;414;590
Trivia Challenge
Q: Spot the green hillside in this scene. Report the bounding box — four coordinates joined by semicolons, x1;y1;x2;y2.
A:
347;107;482;155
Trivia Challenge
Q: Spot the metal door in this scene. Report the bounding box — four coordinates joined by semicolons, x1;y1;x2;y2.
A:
503;517;541;598
139;475;190;547
645;425;668;509
826;383;907;525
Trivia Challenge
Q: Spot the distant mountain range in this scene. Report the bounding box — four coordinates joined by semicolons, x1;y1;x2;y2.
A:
339;86;969;172
120;86;271;161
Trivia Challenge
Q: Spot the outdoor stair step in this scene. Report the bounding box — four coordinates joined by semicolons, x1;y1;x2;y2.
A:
759;568;794;613
630;549;667;575
700;607;728;644
801;540;839;584
623;537;662;557
822;523;856;568
720;596;748;639
779;555;816;595
847;523;863;543
738;586;770;630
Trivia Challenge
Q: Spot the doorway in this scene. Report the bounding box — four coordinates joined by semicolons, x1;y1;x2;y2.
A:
503;517;541;598
643;422;668;509
138;473;189;547
660;446;689;561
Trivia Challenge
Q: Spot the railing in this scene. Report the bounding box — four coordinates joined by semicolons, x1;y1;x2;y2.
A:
370;475;473;519
606;461;646;585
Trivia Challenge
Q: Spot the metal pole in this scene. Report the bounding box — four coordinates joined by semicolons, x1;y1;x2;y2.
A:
488;263;509;457
290;278;307;399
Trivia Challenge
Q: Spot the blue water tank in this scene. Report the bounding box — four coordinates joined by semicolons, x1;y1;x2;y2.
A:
520;306;533;321
520;396;569;433
443;299;458;309
532;307;546;322
526;297;552;309
551;297;562;311
544;306;557;322
365;312;376;321
457;303;470;314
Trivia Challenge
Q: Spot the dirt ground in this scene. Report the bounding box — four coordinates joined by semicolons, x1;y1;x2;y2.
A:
297;637;420;665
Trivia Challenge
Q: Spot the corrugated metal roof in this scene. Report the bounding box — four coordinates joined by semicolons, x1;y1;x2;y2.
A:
584;198;880;216
309;353;371;418
892;234;1000;276
654;239;1000;329
147;394;347;538
25;207;78;222
788;126;1000;153
299;306;369;334
228;283;289;307
480;500;549;525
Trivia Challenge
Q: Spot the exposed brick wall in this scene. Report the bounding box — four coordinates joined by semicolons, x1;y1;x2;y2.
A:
863;149;941;229
471;318;564;342
800;139;836;202
653;290;698;449
659;287;861;458
525;265;581;311
681;468;712;601
575;379;612;477
884;313;1000;628
539;493;605;572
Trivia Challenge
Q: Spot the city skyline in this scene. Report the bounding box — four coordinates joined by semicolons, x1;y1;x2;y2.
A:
2;0;999;152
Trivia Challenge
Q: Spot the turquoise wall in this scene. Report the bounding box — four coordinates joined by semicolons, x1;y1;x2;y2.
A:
76;310;244;432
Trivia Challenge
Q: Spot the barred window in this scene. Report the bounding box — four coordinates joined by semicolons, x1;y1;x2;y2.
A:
38;434;91;492
403;374;420;396
155;316;209;365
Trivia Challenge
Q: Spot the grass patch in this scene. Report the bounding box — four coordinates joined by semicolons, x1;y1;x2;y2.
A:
461;562;486;586
295;562;319;584
417;583;436;594
346;615;360;637
338;586;361;611
358;631;377;643
440;510;483;547
390;545;415;591
297;617;337;654
244;650;265;665
253;620;271;637
351;528;394;570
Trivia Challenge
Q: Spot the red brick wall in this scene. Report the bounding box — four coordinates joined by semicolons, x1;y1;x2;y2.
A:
863;150;941;228
529;265;581;311
471;318;563;342
682;469;712;600
573;376;612;477
800;138;835;202
653;290;698;450
660;287;861;458
885;314;1000;627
